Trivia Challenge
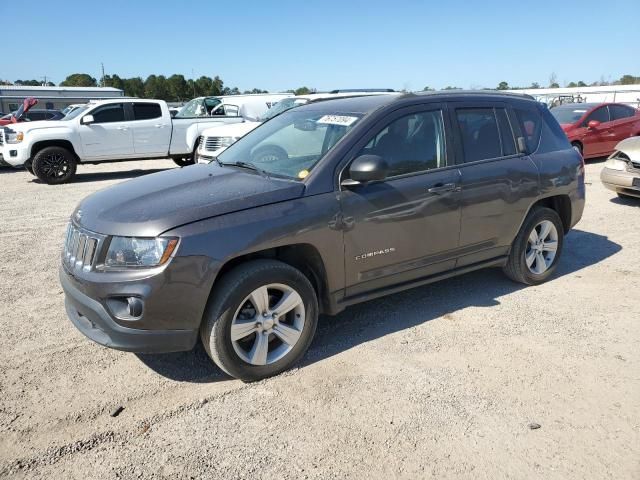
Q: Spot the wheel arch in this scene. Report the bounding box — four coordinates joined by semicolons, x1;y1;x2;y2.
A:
213;243;331;315
525;194;572;234
30;140;79;161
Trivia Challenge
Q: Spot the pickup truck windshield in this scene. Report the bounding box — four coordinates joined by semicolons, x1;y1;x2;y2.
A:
175;97;221;118
217;109;362;180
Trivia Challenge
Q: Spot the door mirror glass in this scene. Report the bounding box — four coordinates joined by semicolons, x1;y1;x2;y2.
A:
587;120;600;129
346;154;389;184
81;114;95;125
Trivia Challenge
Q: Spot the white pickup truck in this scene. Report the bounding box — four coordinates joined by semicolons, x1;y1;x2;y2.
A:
0;94;291;184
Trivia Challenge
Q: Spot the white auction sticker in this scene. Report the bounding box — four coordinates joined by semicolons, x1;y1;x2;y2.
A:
317;115;358;126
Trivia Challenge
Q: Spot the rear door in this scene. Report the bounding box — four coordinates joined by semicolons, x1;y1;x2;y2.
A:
340;104;462;296
79;103;135;159
449;101;539;267
129;102;170;156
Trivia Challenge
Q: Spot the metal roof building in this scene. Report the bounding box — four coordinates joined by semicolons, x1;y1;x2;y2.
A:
0;85;124;113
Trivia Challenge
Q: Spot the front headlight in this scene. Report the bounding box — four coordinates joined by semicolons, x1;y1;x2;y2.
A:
218;136;239;148
104;236;178;269
5;130;24;144
604;157;627;171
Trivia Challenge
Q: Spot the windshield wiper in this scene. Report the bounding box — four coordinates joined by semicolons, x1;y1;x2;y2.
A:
220;161;269;178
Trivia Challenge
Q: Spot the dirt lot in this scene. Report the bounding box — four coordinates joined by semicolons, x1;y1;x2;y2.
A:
0;160;638;479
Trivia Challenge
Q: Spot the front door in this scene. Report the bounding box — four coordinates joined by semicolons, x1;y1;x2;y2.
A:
79;103;134;159
581;105;613;157
340;105;462;298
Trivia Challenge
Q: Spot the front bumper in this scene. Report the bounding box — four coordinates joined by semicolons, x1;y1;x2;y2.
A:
196;152;215;164
60;266;198;353
0;143;29;167
601;167;640;198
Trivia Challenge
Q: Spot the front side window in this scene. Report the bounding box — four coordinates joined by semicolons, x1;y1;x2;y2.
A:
133;103;162;120
359;110;446;177
584;106;610;125
456;108;503;162
91;104;125;123
217;109;361;179
609;104;636;120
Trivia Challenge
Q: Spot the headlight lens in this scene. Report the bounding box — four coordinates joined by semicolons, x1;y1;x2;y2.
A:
604;157;627;171
105;237;178;268
218;136;239;147
5;130;24;143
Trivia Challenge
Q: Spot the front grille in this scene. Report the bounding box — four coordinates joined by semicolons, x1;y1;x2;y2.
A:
0;129;4;146
62;223;104;272
204;136;223;152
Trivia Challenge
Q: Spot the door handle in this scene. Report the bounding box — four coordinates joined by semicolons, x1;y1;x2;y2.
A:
117;126;129;131
154;124;165;128
428;182;458;194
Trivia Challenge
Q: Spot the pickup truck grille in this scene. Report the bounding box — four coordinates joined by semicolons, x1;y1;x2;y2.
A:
203;136;224;152
0;129;4;146
62;223;104;272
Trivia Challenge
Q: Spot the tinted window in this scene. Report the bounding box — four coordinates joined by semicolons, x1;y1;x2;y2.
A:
585;106;610;124
496;108;516;156
456;108;502;162
538;107;572;153
133;103;162;120
514;107;542;153
609;104;636;120
361;110;446;177
91;104;125;123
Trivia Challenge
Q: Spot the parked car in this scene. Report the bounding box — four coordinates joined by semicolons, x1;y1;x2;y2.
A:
61;104;88;117
0;97;39;126
60;91;584;381
550;102;640;159
11;109;65;122
196;91;400;164
0;95;290;182
600;137;640;199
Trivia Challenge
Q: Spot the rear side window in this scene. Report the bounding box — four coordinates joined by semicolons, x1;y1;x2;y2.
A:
91;104;125;123
514;107;542;153
133;103;162;120
456;108;503;162
609;104;636;120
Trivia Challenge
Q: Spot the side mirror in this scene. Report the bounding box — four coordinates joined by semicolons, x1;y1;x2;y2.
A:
170;110;177;118
343;154;388;186
81;114;95;125
587;120;600;129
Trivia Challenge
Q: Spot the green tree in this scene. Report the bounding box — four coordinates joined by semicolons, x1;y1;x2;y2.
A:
618;74;640;85
212;76;224;96
577;81;587;87
293;86;312;95
15;79;42;86
567;82;577;88
193;76;214;97
167;74;189;101
60;73;97;87
442;86;461;90
103;74;125;91
529;82;540;89
144;75;169;99
422;86;434;91
497;81;509;90
122;77;144;97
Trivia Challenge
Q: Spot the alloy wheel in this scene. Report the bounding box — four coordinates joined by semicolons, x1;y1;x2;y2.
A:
40;152;70;178
525;220;559;274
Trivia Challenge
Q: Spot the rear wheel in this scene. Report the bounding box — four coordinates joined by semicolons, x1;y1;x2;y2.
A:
503;207;564;285
32;146;77;184
200;260;318;382
571;142;583;157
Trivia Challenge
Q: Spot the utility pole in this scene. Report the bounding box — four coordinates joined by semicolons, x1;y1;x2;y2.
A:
41;75;48;86
101;63;106;87
192;68;196;97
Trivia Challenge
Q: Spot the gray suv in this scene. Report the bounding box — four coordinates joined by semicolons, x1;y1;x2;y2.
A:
60;92;585;381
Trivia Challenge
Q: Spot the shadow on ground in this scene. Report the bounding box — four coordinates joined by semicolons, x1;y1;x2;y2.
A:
138;229;621;382
611;195;640;206
30;168;171;184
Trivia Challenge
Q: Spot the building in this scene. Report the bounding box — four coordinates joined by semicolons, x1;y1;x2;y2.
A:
507;84;640;108
0;85;124;113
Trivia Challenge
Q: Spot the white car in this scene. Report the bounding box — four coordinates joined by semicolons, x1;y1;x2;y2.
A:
0;94;292;183
196;91;399;164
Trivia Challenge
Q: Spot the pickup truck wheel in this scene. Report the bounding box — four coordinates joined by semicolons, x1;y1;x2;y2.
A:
173;157;194;167
200;259;318;382
32;146;77;184
25;163;35;175
503;207;564;285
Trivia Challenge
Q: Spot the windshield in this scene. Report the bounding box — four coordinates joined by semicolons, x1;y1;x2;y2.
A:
260;98;309;121
551;107;589;124
175;97;221;118
64;106;89;120
217;109;362;179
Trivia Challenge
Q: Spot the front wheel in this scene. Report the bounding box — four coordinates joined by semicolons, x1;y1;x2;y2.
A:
200;259;318;382
173;157;195;167
32;146;77;184
503;207;564;285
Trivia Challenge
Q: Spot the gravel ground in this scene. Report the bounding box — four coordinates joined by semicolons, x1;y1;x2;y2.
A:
0;159;638;479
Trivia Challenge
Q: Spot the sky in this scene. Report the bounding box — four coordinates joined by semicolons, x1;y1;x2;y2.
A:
1;0;639;92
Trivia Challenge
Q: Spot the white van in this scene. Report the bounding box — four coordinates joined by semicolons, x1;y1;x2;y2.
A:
196;91;399;163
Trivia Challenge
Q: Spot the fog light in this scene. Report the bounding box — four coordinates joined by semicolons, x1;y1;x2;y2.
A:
107;296;144;320
127;297;143;317
10;150;17;157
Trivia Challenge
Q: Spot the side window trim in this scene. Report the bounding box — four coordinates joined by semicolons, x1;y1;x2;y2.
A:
129;102;163;121
336;103;455;188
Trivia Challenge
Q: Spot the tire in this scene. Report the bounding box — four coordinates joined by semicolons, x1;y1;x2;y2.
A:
571;142;583;157
251;145;288;163
32;146;77;184
25;163;35;176
200;259;318;382
503;207;564;285
173;157;194;167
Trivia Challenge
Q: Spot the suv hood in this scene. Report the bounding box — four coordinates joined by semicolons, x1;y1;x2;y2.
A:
74;164;305;237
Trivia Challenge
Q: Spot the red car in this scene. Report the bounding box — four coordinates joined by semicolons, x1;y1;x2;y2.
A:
0;97;38;126
550;102;640;159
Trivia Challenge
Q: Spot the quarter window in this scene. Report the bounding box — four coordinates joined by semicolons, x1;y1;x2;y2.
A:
133;103;162;120
91;104;125;123
456;108;503;162
514;107;542;153
360;110;446;177
584;106;610;125
609;104;636;120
